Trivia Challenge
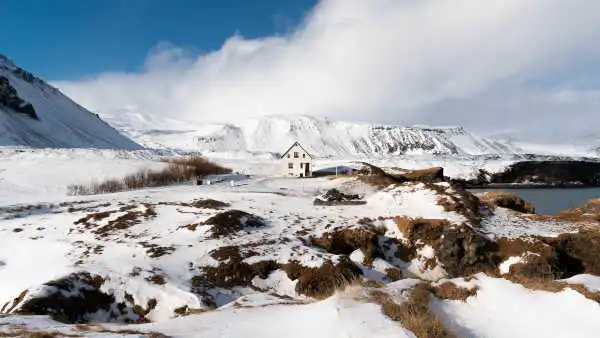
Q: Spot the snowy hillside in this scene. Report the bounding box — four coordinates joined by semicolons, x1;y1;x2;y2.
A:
102;113;517;157
0;54;140;149
2;152;600;337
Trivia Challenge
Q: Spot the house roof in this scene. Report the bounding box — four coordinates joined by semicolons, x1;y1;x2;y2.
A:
280;141;314;159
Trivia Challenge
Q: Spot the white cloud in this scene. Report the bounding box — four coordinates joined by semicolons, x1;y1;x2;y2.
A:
54;0;600;141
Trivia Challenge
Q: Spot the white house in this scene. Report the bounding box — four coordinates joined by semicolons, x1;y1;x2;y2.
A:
281;142;313;177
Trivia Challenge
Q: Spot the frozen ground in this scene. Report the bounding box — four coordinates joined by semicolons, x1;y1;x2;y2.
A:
0;148;599;338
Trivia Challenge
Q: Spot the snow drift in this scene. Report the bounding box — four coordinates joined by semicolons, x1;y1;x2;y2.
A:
0;54;140;149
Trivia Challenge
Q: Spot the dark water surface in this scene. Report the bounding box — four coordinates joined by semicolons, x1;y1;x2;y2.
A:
469;188;600;215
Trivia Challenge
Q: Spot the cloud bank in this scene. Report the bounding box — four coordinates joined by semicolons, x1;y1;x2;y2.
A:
55;0;600;141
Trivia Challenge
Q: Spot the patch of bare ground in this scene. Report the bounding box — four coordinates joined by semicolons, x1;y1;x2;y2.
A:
310;227;384;265
431;282;479;301
394;217;499;277
68;156;230;195
429;184;484;225
554;198;600;222
0;329;82;337
292;257;363;299
1;290;28;313
370;283;455;338
189;199;230;209
385;268;404;281
354;162;403;188
13;272;140;324
173;305;208;316
141;243;176;258
202;210;265;238
75;204;157;238
73;325;170;337
478;191;536;214
391;167;445;183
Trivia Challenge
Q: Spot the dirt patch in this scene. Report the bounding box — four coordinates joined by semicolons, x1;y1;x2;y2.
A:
202;210;265;238
479;192;536;214
370;283;455;338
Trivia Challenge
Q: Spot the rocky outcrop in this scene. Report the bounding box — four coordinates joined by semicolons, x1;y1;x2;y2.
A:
491;161;600;187
0;76;37;119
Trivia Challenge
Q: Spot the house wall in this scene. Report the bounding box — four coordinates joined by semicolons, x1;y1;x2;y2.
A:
282;144;312;177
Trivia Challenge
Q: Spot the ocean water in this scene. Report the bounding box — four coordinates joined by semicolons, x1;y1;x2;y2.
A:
470;188;600;215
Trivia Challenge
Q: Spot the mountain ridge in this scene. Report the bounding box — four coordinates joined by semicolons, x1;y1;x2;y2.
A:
101;112;520;158
0;54;141;149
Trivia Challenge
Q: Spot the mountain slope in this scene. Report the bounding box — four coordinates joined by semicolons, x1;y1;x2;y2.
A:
0;55;140;149
103;113;518;157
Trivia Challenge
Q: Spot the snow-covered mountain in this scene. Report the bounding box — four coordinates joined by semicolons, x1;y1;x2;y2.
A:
0;54;140;149
102;113;518;157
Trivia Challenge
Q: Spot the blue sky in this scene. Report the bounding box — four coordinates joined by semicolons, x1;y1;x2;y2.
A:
1;0;316;80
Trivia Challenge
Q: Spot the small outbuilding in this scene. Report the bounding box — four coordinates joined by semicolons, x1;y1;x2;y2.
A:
281;141;313;177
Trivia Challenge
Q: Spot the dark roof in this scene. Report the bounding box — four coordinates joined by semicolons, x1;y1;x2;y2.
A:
280;141;314;159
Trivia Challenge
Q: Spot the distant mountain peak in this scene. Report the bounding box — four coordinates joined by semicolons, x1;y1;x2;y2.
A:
102;113;519;157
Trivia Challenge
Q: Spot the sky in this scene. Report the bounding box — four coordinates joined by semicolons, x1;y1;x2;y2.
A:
4;0;600;142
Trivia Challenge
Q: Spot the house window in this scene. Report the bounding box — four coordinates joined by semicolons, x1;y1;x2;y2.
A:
302;154;306;158
288;163;293;169
300;163;303;168
294;152;299;158
287;154;290;158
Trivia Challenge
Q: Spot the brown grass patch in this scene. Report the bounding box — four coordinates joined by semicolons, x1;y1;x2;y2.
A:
385;268;403;281
173;305;208;316
68;156;230;195
370;283;455;338
145;274;167;285
202;210;265;238
0;329;82;337
390;167;444;183
294;258;362;299
432;282;479;301
394;217;499;277
310;227;382;265
479;191;536;214
430;184;483;225
189;199;230;209
72;325;170;337
2;289;28;313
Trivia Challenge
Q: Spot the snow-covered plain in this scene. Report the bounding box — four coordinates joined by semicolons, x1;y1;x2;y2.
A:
1;148;599;338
